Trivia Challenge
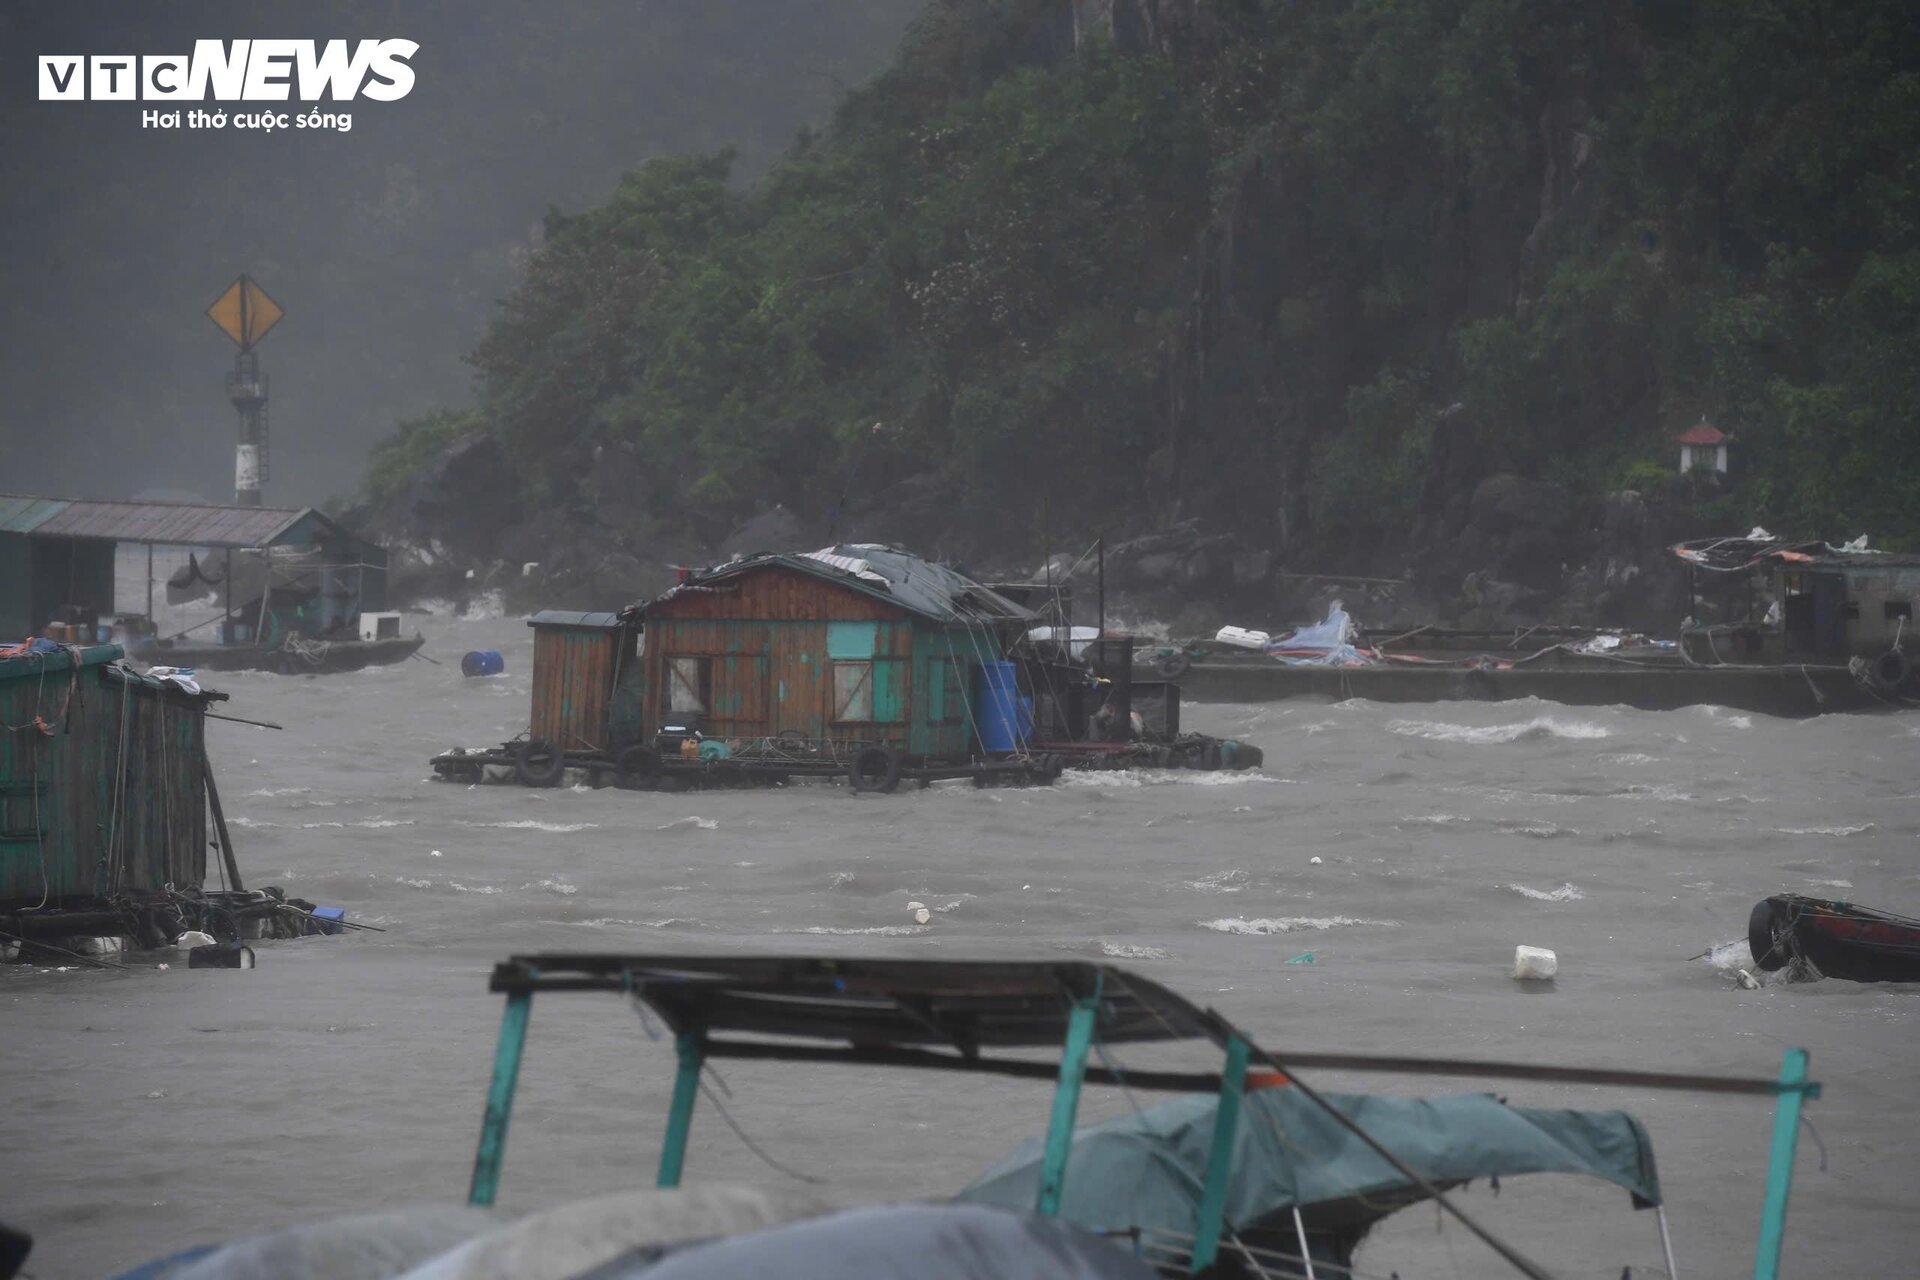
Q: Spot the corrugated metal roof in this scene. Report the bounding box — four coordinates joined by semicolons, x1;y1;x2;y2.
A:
0;493;320;547
528;610;626;629
0;495;72;534
656;544;1037;626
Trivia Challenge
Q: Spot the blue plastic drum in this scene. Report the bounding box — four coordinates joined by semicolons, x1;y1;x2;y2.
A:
460;649;505;677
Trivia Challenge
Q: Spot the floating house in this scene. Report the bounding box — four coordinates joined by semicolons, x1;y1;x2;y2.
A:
0;492;403;671
0;643;220;944
437;544;1260;789
631;545;1036;756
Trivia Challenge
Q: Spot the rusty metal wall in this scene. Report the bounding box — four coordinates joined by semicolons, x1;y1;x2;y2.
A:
643;568;920;746
2;653;207;909
531;625;628;752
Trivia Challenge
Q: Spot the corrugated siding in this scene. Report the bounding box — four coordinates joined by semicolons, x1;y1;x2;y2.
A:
910;627;975;758
1;658;206;907
530;624;629;751
0;534;32;640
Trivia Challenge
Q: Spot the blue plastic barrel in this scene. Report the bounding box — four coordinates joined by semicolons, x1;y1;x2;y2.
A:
460;650;505;677
309;906;348;936
976;661;1031;752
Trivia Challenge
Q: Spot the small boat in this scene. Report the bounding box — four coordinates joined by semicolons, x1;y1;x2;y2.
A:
1748;894;1920;983
135;630;425;674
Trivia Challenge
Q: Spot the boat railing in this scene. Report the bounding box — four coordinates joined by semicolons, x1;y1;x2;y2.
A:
463;955;1819;1280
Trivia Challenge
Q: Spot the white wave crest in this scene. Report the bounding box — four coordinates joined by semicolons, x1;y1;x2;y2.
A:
1387;716;1612;744
1185;869;1249;893
354;819;415;829
656;816;719;832
1703;939;1751;971
790;924;925;936
1773;823;1876;837
1101;942;1172;959
1200;915;1395;934
1056;768;1277;789
458;819;599;833
1504;882;1584;902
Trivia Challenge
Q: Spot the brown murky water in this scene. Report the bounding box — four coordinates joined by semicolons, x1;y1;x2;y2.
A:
4;613;1917;1279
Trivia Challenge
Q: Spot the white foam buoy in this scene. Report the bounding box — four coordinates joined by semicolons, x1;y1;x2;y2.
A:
1309;856;1323;865
913;908;931;925
173;931;217;949
1736;969;1761;990
1512;945;1558;981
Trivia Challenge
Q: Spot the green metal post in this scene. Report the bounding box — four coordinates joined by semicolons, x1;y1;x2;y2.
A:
1754;1047;1819;1280
1190;1034;1251;1274
468;988;533;1207
657;1029;706;1188
1035;996;1101;1216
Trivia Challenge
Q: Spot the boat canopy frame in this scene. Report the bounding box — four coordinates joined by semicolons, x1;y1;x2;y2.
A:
467;954;1820;1280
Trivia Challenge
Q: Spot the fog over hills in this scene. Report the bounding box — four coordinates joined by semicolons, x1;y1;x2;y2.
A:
0;1;922;504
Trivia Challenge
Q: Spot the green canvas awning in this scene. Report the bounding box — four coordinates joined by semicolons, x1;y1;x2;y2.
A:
957;1088;1661;1238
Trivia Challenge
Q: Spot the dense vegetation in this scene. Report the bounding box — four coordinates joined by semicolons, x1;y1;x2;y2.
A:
371;0;1920;566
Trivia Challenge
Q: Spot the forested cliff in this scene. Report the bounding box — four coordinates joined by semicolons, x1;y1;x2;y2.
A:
364;0;1920;623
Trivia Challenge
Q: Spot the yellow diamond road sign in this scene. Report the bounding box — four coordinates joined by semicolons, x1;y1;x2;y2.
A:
207;275;285;350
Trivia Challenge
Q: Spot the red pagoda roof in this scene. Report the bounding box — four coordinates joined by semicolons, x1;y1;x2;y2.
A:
1677;423;1728;446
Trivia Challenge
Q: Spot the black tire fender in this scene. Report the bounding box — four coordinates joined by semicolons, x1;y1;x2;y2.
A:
1749;898;1790;972
848;745;904;794
1870;647;1912;694
1155;652;1191;680
513;738;566;788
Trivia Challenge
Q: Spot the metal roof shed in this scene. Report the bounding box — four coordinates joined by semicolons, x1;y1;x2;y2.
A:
0;493;387;640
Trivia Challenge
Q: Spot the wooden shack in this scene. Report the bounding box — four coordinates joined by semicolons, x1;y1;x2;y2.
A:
527;610;643;755
1;644;220;932
634;546;1036;757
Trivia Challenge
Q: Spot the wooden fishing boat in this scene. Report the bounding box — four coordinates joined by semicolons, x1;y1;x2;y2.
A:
135;632;425;675
1748;894;1920;983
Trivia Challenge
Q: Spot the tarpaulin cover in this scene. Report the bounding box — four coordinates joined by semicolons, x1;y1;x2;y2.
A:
1265;601;1376;667
588;1203;1159;1280
957;1088;1662;1239
109;1206;501;1280
399;1184;832;1280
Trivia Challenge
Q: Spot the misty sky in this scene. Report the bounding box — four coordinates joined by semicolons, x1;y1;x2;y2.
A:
0;1;921;507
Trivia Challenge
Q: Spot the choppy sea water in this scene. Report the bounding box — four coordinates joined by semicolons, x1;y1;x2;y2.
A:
4;614;1917;1279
